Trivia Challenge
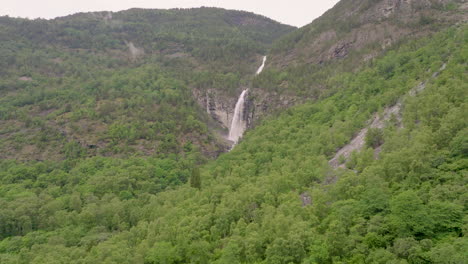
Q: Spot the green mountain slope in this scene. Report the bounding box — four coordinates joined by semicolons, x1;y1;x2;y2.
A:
1;7;294;72
0;8;294;160
253;0;467;98
1;24;465;263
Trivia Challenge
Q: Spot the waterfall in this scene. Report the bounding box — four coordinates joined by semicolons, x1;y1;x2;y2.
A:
228;89;248;143
228;56;266;144
256;56;267;75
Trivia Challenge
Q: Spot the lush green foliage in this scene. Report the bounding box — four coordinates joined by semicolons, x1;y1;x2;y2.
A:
0;62;219;159
0;154;197;238
0;9;294;160
0;25;466;263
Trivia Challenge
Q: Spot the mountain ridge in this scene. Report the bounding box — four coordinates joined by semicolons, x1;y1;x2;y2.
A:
269;0;467;68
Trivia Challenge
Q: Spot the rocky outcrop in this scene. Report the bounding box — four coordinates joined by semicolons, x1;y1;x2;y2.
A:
125;41;144;59
193;89;235;129
329;101;402;168
331;42;353;59
18;76;33;82
329;62;447;168
300;192;312;206
271;0;467;68
193;88;298;135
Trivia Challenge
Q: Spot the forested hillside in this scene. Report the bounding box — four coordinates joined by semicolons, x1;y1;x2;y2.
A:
0;8;294;160
1;23;466;264
254;0;467;97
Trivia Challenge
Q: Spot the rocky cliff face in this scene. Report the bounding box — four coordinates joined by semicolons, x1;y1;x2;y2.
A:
270;0;467;67
193;88;298;135
193;89;235;130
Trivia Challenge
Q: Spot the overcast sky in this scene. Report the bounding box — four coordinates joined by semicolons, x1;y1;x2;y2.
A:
1;0;340;27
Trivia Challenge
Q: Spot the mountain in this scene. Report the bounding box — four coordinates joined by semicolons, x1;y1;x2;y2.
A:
0;1;467;264
270;0;467;67
251;0;467;99
0;8;294;161
1;24;465;264
1;7;293;69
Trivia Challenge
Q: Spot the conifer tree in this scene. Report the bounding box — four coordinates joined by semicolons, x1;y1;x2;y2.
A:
190;167;201;189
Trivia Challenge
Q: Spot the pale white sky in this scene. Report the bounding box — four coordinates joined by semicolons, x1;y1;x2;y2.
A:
1;0;340;27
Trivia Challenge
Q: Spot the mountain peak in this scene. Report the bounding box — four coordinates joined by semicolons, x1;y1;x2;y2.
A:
270;0;467;67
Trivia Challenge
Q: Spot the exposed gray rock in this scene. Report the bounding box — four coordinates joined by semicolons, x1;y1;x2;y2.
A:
329;62;448;168
300;192;312;207
194;88;297;132
18;76;33;81
125;41;144;59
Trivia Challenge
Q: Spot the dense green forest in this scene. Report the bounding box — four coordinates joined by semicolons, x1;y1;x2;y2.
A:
0;62;226;159
0;21;466;264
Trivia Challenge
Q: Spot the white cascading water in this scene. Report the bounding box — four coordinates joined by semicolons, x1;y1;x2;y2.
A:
228;56;267;144
256;56;267;75
228;89;248;143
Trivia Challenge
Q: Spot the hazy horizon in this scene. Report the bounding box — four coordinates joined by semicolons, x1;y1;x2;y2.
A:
1;0;340;27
